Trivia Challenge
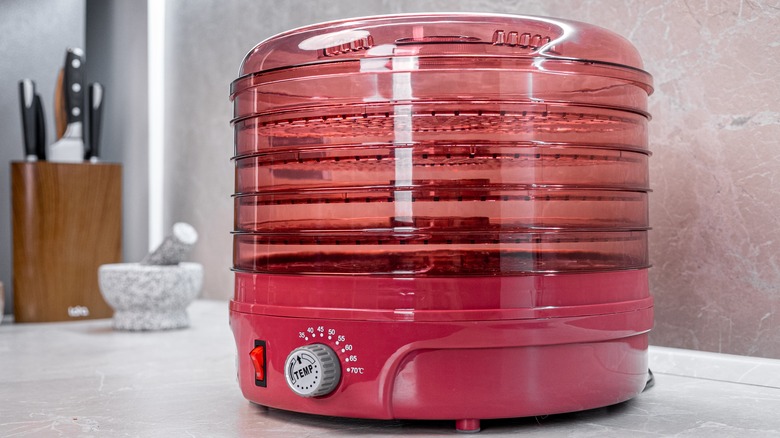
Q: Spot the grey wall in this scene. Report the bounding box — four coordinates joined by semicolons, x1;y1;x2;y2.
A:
0;0;86;313
85;0;149;264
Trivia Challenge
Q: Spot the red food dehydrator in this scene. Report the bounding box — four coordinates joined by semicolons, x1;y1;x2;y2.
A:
229;13;653;432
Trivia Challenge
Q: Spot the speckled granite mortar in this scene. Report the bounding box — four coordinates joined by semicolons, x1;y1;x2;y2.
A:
98;262;203;331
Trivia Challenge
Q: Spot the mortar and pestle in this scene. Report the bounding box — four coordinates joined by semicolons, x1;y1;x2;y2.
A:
98;223;203;331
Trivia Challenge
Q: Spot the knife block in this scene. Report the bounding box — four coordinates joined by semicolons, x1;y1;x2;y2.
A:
11;162;122;322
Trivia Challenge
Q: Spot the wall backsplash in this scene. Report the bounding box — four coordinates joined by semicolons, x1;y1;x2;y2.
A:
163;0;780;359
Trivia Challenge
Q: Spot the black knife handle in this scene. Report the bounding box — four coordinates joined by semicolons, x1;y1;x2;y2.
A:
87;82;104;160
18;79;37;157
63;48;85;125
34;94;47;160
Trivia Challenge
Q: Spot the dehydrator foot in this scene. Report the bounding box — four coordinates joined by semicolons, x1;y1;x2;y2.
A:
456;418;481;433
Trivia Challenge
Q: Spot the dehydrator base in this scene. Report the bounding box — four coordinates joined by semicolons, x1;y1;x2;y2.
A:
231;309;651;432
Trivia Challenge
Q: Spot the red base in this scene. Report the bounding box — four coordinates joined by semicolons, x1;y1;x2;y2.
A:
230;271;652;428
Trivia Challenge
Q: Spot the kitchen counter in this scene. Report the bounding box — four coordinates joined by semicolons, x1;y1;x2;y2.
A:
1;300;779;437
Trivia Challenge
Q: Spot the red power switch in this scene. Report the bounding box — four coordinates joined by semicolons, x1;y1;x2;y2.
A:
249;341;267;387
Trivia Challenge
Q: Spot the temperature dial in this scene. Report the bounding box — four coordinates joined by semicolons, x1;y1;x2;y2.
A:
284;344;341;397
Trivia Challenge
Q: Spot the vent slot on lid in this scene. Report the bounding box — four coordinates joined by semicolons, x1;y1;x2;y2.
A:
322;35;374;57
492;30;552;49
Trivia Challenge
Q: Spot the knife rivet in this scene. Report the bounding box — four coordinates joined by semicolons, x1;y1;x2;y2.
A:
72;107;81;117
72;83;82;93
72;59;81;68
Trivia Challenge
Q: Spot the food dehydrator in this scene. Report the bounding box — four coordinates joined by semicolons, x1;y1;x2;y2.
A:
229;13;653;432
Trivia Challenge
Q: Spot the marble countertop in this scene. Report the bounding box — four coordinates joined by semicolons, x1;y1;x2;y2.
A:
1;300;779;437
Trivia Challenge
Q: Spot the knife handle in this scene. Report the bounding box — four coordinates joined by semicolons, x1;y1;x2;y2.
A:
54;68;66;139
18;79;37;159
63;48;85;125
87;82;103;161
34;94;47;160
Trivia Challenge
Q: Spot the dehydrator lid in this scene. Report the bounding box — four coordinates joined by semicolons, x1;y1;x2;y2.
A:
238;13;650;79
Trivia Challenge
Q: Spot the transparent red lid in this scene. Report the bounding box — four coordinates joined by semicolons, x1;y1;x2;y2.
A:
237;13;652;92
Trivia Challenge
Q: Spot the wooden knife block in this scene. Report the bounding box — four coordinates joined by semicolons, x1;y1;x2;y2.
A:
11;162;122;322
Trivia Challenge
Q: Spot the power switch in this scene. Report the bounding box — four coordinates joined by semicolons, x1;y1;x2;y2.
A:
250;340;267;387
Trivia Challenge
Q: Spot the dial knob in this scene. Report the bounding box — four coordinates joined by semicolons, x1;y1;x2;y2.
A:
284;344;341;397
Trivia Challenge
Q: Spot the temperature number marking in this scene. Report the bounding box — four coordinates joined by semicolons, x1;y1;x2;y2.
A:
295;327;363;370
